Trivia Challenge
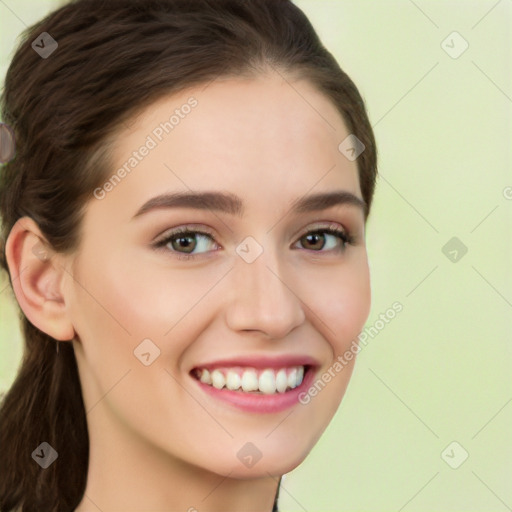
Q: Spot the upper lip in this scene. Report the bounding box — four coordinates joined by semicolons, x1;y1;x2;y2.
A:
191;354;321;371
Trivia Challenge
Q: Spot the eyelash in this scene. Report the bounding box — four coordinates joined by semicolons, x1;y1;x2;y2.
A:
153;224;355;261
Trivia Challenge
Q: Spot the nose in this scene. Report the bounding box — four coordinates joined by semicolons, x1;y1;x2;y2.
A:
224;245;306;339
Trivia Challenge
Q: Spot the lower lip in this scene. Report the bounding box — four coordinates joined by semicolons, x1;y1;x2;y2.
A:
192;366;316;414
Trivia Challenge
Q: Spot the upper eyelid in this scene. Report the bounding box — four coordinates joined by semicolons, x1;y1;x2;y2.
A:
153;225;216;245
154;222;350;242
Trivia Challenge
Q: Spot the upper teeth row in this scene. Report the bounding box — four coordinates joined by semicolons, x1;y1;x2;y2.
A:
197;366;305;394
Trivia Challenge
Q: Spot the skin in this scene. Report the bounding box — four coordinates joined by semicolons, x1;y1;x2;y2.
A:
7;71;371;512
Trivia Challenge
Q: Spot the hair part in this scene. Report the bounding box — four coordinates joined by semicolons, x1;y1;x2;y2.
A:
0;1;377;510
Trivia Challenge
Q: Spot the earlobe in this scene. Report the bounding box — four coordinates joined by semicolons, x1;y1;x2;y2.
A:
5;217;75;341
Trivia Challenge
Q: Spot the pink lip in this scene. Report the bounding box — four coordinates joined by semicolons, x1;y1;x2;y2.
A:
191;365;317;414
191;354;320;371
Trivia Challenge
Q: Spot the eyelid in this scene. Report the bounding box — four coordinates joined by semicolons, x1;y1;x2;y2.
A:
297;221;355;243
301;221;348;236
153;224;218;245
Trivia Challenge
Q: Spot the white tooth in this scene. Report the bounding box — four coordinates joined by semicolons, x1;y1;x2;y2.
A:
226;370;241;391
275;368;288;393
296;366;304;386
259;369;276;394
199;368;212;384
211;369;225;389
241;369;259;392
287;367;298;389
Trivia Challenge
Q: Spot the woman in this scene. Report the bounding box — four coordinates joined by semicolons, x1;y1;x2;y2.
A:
0;0;377;510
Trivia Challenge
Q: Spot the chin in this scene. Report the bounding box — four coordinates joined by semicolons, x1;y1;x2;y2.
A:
209;438;316;480
215;457;307;481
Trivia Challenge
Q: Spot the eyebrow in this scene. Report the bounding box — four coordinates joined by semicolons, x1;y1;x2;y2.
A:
132;190;367;219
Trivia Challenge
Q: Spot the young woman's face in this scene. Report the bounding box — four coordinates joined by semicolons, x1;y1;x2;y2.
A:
65;72;371;478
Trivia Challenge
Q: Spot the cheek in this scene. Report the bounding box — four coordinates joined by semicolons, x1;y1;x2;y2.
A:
303;253;371;353
69;247;232;373
72;246;211;330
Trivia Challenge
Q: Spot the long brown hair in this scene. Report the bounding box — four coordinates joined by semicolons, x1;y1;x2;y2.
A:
0;1;377;510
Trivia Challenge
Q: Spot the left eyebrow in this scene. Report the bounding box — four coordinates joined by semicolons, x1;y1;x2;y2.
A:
290;191;367;216
132;190;367;219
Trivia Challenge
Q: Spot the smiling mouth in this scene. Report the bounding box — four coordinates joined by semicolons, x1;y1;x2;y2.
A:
190;365;311;394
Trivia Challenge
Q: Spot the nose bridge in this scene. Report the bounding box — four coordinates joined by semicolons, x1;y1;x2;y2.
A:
225;240;305;338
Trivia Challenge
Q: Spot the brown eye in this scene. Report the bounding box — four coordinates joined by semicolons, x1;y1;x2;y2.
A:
153;228;218;260
297;227;352;252
301;232;326;250
170;233;197;254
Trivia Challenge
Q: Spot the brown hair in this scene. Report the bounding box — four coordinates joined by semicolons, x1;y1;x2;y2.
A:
0;0;377;510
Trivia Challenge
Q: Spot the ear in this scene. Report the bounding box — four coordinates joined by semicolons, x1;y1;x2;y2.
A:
5;217;75;341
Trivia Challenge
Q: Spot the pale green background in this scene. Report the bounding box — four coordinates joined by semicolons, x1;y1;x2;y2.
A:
1;1;511;511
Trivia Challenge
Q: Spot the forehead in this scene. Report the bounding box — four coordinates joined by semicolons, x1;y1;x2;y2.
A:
95;72;361;220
